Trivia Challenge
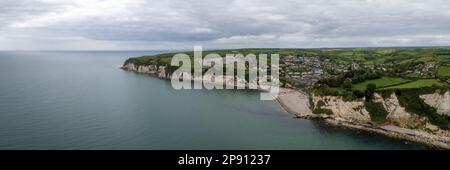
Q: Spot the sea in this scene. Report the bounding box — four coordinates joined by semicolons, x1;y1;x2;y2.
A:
0;51;427;149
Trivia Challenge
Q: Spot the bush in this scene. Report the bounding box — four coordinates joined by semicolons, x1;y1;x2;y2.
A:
313;108;334;115
379;89;394;99
353;90;365;98
364;101;389;124
313;87;341;96
366;83;376;93
316;100;326;108
365;83;376;101
343;79;353;89
342;93;357;101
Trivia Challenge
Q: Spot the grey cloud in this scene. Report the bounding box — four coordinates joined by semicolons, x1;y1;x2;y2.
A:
1;0;450;50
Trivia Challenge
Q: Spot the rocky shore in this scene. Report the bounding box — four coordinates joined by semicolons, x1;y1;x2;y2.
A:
276;88;450;149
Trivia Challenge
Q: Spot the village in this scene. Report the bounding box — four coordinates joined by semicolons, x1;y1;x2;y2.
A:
280;55;448;87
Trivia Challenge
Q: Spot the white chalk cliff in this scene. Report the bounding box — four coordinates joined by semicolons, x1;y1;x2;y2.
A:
421;91;450;116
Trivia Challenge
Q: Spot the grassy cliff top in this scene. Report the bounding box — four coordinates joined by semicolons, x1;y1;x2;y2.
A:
124;47;450;66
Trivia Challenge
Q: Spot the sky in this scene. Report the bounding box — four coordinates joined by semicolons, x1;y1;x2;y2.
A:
1;0;450;50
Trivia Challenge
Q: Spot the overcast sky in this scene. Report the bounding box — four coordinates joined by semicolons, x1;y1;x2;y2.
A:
1;0;450;50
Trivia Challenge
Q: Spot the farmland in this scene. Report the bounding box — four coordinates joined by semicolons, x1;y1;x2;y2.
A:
352;77;410;91
438;66;450;77
124;47;450;93
382;79;445;90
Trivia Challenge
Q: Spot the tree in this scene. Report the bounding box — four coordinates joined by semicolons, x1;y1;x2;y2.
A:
367;83;376;93
343;79;353;89
365;83;377;101
353;90;365;98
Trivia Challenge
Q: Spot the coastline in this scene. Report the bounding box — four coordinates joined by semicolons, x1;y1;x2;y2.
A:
276;88;450;149
121;66;450;149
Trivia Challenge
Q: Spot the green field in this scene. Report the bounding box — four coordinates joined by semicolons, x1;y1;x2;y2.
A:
416;56;434;62
352;77;410;91
383;79;444;89
435;54;450;62
126;47;450;70
404;73;421;78
438;66;450;77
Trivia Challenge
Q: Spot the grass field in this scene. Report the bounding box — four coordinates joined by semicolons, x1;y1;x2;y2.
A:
352;77;410;91
404;73;421;78
435;55;450;62
438;66;450;77
417;56;434;62
382;79;444;89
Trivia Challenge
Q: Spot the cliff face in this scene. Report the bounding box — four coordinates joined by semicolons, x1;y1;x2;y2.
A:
121;63;170;79
122;63;251;88
313;93;440;130
312;92;450;148
374;93;426;128
421;91;450;116
313;96;371;122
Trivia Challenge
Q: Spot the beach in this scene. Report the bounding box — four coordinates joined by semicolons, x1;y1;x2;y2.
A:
276;88;312;117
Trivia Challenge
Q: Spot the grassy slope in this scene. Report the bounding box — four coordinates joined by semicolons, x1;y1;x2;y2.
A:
438;66;450;77
383;79;445;89
352;77;410;91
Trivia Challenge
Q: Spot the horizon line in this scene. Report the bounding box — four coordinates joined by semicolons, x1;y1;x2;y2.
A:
1;45;450;52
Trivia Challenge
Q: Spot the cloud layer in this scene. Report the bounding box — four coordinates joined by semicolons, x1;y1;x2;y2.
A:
1;0;450;50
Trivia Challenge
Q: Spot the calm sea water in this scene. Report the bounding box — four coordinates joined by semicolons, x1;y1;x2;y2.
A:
0;51;427;149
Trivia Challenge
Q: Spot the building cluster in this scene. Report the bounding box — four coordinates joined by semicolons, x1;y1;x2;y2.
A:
281;56;351;86
415;63;437;77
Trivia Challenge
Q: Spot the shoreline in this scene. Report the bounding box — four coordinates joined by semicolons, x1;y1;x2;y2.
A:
276;88;450;149
122;67;450;149
276;88;313;117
